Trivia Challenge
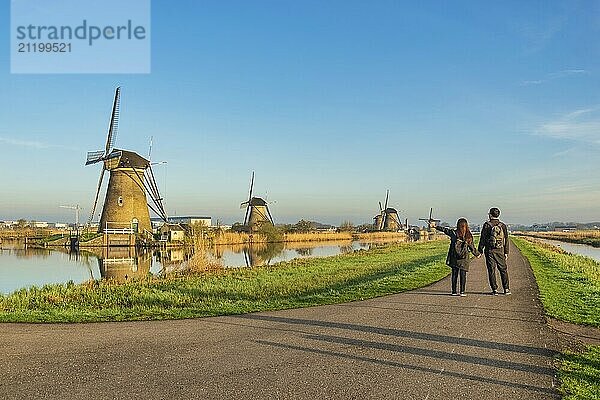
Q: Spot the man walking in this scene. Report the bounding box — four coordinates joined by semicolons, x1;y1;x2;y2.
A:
478;207;510;295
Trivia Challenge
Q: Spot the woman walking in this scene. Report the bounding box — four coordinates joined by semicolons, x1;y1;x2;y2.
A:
435;218;480;296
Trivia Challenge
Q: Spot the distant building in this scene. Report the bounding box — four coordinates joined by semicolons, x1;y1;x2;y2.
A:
33;221;49;228
554;225;577;232
159;223;186;242
0;221;17;229
152;216;212;227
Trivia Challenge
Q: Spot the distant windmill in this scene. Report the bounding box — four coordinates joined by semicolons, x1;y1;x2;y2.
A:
419;207;441;231
373;190;401;231
240;172;274;232
85;87;168;236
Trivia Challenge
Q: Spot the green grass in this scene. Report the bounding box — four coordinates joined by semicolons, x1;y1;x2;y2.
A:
512;237;600;327
558;346;600;400
0;240;449;323
513;237;600;399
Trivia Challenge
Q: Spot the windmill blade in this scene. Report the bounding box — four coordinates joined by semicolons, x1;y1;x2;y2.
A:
428;208;441;223
378;201;383;213
145;165;168;221
148;136;153;160
243;172;255;225
265;205;275;225
105;87;121;155
243;202;251;225
248;171;255;203
86;150;105;165
384;190;389;211
88;167;106;225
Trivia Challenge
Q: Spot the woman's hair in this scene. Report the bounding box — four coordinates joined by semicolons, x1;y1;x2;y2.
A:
456;218;473;244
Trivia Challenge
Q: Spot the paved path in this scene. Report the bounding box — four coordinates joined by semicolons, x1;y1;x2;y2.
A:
0;242;560;399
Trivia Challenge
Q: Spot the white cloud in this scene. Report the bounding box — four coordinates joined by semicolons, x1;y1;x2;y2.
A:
536;107;600;144
0;136;77;150
0;136;51;149
521;69;588;86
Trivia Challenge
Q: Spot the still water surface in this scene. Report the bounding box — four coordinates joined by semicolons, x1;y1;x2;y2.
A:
0;239;386;295
538;239;600;263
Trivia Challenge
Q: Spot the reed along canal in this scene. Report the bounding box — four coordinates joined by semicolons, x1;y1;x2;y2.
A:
0;239;404;295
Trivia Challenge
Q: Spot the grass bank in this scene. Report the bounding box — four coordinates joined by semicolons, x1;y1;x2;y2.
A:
512;237;600;399
0;240;449;323
512;237;599;327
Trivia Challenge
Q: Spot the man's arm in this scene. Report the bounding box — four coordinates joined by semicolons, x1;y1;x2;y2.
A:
503;223;509;256
478;223;487;253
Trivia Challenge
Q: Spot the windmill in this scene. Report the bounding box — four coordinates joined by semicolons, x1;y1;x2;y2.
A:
373;190;402;231
240;172;274;232
85;87;168;237
419;207;441;231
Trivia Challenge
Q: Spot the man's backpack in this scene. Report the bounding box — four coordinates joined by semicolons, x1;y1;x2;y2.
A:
488;223;505;249
454;238;469;260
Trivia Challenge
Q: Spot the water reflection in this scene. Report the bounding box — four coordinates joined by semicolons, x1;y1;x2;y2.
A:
0;241;100;294
98;248;152;282
296;248;312;257
0;236;418;294
242;242;285;267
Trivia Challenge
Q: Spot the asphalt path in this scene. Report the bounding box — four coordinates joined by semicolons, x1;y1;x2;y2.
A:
0;242;560;399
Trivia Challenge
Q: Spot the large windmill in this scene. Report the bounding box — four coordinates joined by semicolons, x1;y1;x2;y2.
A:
419;207;441;231
85;87;168;237
373;190;402;231
240;172;274;232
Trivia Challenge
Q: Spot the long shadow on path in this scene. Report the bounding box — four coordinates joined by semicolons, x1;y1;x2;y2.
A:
237;314;555;357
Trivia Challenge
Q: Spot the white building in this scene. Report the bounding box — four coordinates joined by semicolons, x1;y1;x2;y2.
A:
167;216;211;227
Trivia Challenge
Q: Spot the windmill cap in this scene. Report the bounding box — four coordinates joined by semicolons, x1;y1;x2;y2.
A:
249;197;268;206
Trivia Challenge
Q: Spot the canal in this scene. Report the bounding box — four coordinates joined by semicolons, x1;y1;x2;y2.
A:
0;238;406;295
537;238;600;263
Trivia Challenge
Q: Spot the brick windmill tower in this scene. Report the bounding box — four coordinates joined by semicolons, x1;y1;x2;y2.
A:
85;87;167;237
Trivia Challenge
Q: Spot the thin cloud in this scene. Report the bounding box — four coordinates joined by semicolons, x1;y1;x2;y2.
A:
521;69;588;86
0;136;77;150
535;107;600;144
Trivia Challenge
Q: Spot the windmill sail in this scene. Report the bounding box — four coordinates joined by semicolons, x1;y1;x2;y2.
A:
242;171;254;225
105;87;121;155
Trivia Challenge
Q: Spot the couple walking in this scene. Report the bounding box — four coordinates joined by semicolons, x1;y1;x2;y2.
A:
435;207;510;296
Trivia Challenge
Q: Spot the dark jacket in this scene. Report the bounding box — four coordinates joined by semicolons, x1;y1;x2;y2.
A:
478;219;509;256
435;226;480;271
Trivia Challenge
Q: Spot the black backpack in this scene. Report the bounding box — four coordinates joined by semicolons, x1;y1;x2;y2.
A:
454;238;469;259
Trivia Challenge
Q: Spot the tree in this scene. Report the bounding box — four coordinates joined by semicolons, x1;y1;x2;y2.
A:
293;219;314;233
230;222;246;233
257;223;283;242
339;220;354;232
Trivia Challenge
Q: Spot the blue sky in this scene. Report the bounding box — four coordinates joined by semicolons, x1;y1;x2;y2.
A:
1;0;599;226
